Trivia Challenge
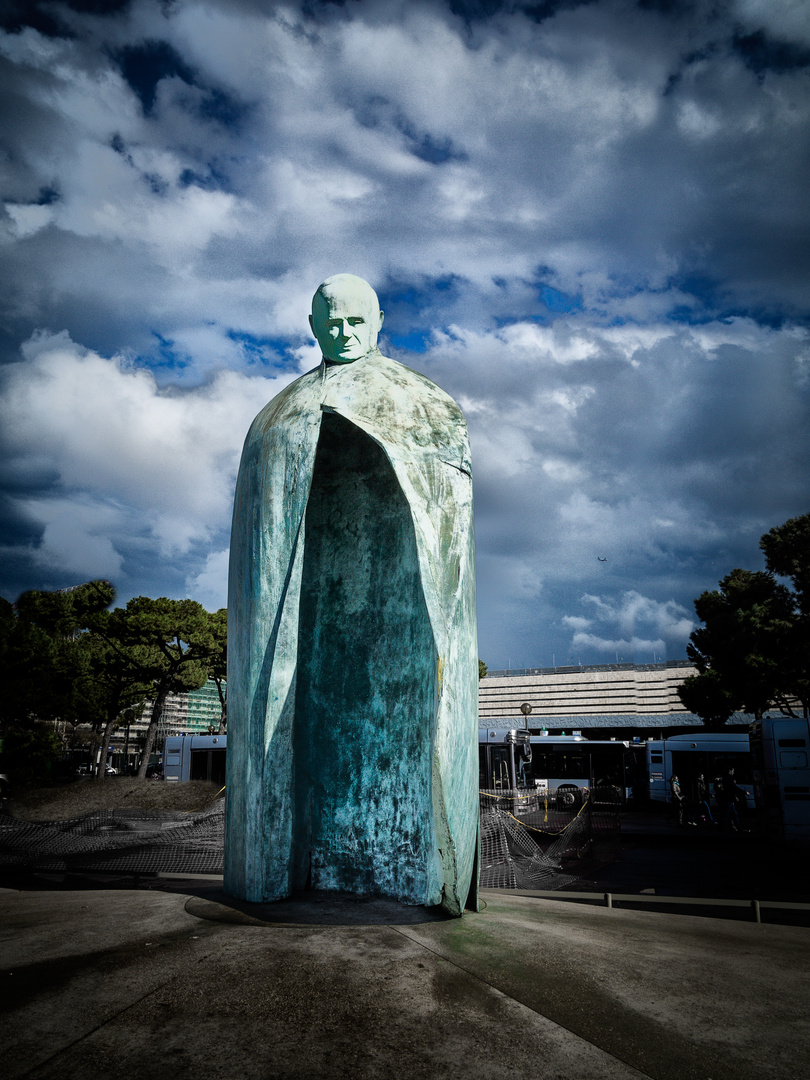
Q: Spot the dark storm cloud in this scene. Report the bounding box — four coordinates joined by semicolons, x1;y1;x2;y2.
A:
0;0;808;666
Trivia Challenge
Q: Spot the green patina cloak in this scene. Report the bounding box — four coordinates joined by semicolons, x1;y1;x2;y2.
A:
224;350;478;915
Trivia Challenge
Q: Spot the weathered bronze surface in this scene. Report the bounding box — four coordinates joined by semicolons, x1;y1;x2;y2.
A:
225;276;478;915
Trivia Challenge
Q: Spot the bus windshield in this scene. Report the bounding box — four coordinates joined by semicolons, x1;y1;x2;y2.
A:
526;751;589;785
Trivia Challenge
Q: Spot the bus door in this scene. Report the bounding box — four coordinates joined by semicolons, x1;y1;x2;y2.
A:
484;745;512;789
670;750;710;805
590;744;630;805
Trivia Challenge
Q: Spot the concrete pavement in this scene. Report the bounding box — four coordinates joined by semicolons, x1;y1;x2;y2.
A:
2;884;809;1080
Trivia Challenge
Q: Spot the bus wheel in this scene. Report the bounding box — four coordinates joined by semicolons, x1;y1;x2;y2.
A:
556;786;582;811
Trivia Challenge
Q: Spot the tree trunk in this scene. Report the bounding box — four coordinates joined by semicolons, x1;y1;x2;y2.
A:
95;714;118;781
136;686;167;779
214;676;227;733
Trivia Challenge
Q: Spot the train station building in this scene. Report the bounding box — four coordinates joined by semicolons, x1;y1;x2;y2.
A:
479;661;752;741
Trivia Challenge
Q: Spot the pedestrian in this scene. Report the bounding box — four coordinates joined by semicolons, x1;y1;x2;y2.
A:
695;773;715;826
716;769;749;832
670;773;687;826
725;768;750;832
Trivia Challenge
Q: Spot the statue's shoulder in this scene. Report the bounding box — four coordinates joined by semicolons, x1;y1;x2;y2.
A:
374;353;465;421
246;368;322;441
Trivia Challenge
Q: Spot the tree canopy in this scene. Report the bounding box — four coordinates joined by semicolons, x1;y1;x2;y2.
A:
1;583;226;783
93;597;224;778
679;514;810;728
0;580;115;732
0;580;116;780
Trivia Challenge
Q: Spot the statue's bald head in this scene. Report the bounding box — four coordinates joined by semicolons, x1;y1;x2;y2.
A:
310;274;384;365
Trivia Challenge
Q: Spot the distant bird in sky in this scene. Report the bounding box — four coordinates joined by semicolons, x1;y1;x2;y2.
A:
597;557;607;562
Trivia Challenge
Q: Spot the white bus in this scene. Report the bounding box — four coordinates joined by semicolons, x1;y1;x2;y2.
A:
645;732;754;809
750;716;810;842
479;728;631;809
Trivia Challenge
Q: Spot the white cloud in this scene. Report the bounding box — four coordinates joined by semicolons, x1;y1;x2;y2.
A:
187;547;229;612
567;590;694;661
421;310;808;665
5;202;55;238
0;0;808;664
676;100;723;141
570;631;666;661
0;333;292;596
26;498;125;580
2;0;807;355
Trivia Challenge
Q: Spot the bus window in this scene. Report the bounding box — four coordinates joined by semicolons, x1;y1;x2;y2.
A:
190;748;226;785
552;752;587;781
533;751;591;786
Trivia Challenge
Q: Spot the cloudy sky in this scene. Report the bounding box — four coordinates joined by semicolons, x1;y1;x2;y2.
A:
1;0;808;670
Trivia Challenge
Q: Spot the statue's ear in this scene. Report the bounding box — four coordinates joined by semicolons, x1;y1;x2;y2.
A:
377;310;384;331
309;313;315;335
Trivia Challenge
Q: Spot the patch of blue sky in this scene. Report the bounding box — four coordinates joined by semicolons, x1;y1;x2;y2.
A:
379;276;464;348
493;313;548;328
538;285;580;313
115;39;249;130
178;164;234;193
198;88;251;130
143;172;170;196
381;274;462;310
384;330;432;354
660;273;789;327
226;331;298;370
115;41;196;114
668;272;720;315
406;129;467;165
354;94;465;165
148;332;187;374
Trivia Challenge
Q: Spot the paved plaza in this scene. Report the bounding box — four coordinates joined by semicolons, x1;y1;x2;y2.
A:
2;880;809;1080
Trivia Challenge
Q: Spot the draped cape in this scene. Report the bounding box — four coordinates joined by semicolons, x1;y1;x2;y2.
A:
224;351;478;915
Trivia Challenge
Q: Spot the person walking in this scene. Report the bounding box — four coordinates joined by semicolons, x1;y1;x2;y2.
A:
695;772;716;826
716;769;749;832
670;773;688;826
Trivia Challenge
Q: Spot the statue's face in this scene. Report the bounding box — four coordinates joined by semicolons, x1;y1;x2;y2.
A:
310;278;384;364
